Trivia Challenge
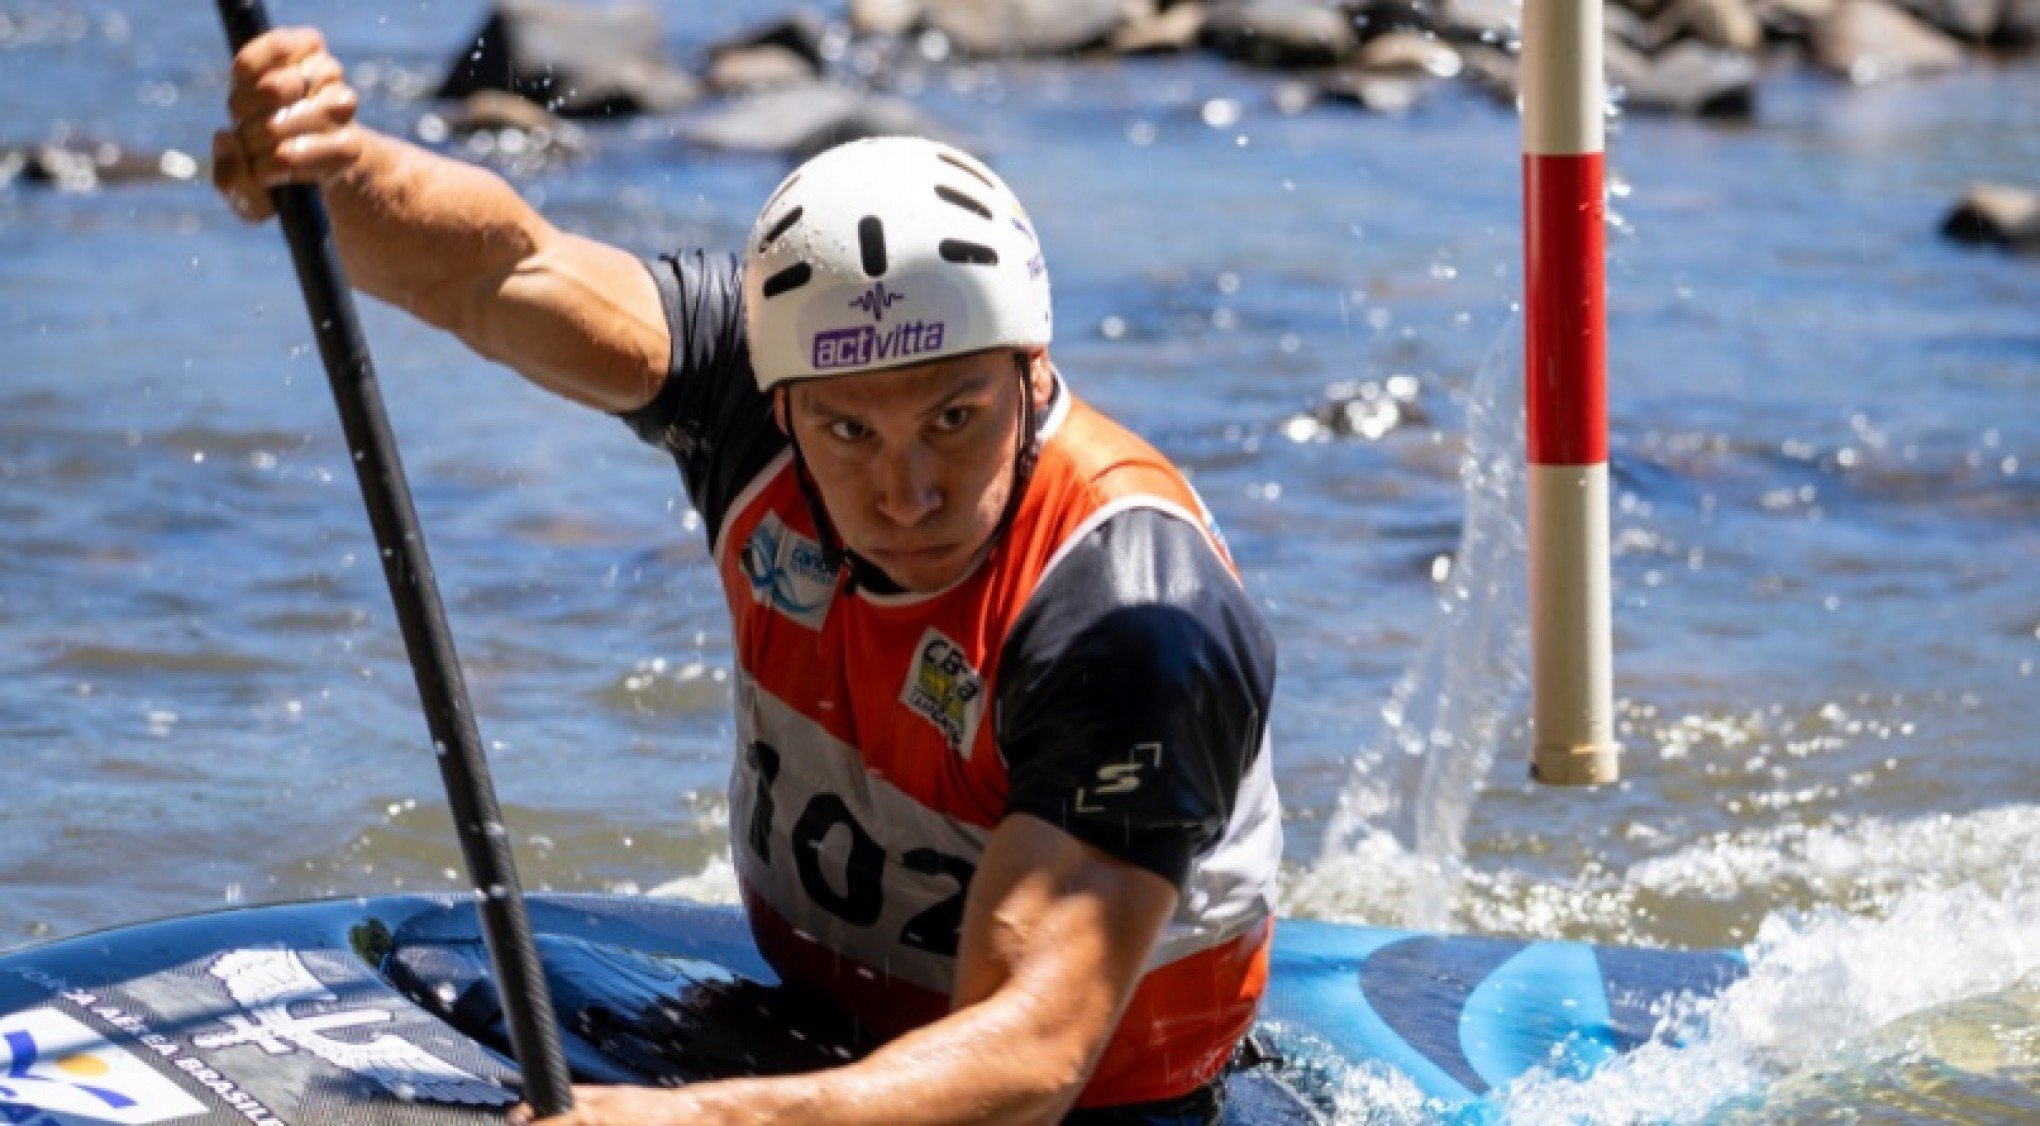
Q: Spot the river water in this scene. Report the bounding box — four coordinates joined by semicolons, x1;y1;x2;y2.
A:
3;1;2038;1121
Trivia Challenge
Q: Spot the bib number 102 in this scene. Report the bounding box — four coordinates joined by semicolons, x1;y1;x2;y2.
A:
745;741;974;958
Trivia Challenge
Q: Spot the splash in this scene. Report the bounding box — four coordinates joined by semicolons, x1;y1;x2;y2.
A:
1304;318;1531;930
1496;872;2040;1124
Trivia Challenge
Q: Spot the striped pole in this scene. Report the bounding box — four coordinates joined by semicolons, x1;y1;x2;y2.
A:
1523;0;1618;785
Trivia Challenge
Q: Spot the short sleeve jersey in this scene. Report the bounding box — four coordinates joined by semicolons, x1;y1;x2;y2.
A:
620;251;1283;1108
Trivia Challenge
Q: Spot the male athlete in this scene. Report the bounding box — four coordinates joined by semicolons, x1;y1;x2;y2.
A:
215;29;1281;1125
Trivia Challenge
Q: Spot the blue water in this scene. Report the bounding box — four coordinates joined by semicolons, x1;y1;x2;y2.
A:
3;2;2038;1120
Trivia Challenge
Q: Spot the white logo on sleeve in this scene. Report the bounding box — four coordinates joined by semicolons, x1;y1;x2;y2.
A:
1074;742;1164;813
0;1007;207;1124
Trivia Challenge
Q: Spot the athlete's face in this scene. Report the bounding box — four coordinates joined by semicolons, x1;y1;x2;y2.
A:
784;348;1048;593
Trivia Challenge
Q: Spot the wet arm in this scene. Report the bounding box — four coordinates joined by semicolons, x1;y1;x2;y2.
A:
524;814;1178;1126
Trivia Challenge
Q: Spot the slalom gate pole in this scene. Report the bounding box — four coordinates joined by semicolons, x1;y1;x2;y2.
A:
1522;0;1620;785
211;1;573;1113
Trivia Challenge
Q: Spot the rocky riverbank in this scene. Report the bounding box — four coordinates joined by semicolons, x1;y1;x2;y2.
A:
3;0;2035;252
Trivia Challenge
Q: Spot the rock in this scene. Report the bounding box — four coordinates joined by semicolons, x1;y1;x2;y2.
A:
676;82;955;159
1892;0;2003;39
921;0;1130;55
1941;183;2040;252
1318;69;1437;111
713;11;832;69
1204;0;1358;66
1810;0;1963;81
1611;39;1759;116
1348;0;1441;41
707;45;822;94
436;0;700;119
1457;42;1520;102
852;0;926;36
1652;0;1765;49
3;141;197;190
1114;1;1208;53
1999;0;2040;42
1604;3;1669;50
1751;0;1839;39
1435;0;1519;45
1354;28;1464;74
442;89;564;133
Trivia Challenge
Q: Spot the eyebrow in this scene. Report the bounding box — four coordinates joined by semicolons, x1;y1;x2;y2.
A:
799;369;1001;423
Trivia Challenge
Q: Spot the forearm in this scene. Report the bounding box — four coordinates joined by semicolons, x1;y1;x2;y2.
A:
322;128;550;334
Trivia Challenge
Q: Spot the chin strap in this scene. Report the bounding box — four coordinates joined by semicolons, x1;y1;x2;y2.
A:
988;352;1046;558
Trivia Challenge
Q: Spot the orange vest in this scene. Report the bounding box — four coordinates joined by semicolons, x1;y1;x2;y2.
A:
715;388;1280;1107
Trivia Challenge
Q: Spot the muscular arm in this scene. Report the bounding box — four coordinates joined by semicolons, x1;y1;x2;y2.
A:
216;28;666;412
525;815;1178;1126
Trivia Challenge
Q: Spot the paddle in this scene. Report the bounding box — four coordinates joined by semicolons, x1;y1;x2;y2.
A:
210;1;573;1117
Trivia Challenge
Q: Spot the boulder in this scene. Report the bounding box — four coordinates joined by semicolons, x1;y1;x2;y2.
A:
1652;0;1766;49
441;89;564;133
921;0;1130;55
1317;69;1437;111
1204;0;1358;66
1751;0;1839;39
676;82;955;160
1998;0;2040;42
1348;0;1442;41
1434;0;1519;44
1354;28;1464;74
1940;183;2040;252
1609;39;1759;116
707;45;822;94
2;141;197;190
1457;41;1520;102
436;0;700;118
711;10;832;69
1605;3;1670;50
1892;0;2003;39
1810;0;1963;81
1114;1;1208;53
851;0;926;36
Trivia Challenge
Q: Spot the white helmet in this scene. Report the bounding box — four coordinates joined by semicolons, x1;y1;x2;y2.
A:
742;136;1052;391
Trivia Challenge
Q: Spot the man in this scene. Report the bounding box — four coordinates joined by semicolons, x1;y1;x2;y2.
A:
215;28;1281;1125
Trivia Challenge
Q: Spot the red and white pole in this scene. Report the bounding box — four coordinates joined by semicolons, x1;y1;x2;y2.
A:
1523;0;1618;785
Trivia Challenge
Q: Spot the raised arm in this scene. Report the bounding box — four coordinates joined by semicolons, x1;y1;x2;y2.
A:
213;27;666;413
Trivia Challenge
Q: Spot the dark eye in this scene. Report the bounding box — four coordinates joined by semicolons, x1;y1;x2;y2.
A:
932;407;974;433
827;418;870;443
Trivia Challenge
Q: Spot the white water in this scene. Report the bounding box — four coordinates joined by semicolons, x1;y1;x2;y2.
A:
1292;323;2040;1120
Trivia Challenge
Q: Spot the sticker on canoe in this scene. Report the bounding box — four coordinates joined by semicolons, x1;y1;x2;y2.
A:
194;949;513;1107
0;1006;208;1125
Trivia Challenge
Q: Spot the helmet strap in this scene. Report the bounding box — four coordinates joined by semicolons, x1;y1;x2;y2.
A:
988;351;1046;555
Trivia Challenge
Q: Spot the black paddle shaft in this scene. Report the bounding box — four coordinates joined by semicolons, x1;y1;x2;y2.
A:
211;2;572;1116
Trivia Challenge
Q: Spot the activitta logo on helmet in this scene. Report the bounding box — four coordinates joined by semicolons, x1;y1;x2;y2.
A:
812;320;949;370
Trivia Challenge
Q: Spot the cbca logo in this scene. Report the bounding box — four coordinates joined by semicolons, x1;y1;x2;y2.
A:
740;512;838;631
0;1008;206;1125
900;628;985;756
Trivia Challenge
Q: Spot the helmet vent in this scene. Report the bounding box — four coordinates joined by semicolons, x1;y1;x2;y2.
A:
938;239;998;266
761;262;812;298
938;151;998;192
758;206;804;252
858;216;888;277
935;185;992;219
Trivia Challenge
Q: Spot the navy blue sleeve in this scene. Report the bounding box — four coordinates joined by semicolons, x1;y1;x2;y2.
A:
995;507;1277;889
616;250;787;550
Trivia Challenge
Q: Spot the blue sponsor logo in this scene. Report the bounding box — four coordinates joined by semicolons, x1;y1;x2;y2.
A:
0;1007;207;1124
741;513;838;630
